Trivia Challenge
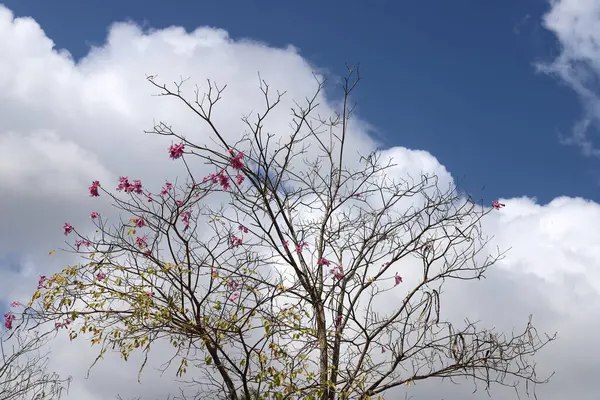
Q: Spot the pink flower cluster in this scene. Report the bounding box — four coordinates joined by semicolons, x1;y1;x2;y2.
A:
229;292;240;302
37;275;47;289
330;266;344;280
203;170;231;191
296;242;308;253
492;200;505;210
63;223;73;236
317;258;331;266
90;211;99;219
201;150;245;191
136;236;148;249
89;181;101;197
380;263;403;287
394;273;403;286
160;182;173;196
238;224;248;233
4;312;15;329
229;149;244;170
180;210;192;231
54;320;70;329
133;218;145;228
231;235;243;247
169;143;185;160
117;176;143;194
75;239;92;251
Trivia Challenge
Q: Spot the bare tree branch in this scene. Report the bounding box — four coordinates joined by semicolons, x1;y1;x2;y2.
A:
30;66;555;400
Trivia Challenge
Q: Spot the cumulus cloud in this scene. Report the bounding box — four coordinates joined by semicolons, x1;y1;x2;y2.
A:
538;0;600;157
0;3;599;399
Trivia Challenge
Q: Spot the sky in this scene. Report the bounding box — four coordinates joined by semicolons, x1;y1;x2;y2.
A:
2;0;600;204
1;0;600;399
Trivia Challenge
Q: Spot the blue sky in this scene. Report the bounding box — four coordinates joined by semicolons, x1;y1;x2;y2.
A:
2;0;595;205
4;2;600;398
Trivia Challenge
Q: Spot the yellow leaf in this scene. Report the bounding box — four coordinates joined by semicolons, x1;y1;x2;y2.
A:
49;250;56;255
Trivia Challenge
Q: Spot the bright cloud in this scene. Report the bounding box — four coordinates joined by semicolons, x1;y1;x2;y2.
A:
0;3;599;399
539;0;600;157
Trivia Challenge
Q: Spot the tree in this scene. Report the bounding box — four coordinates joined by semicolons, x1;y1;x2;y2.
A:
30;66;555;400
1;311;70;400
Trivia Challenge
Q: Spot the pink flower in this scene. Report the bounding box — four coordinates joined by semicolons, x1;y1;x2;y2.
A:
89;181;101;197
238;225;248;233
381;346;386;353
231;235;243;247
219;172;230;191
296;242;308;253
63;223;73;236
229;150;244;170
54;320;70;329
144;192;153;202
143;249;151;257
10;301;21;308
160;182;173;195
37;275;47;289
229;292;240;302
96;272;106;281
235;174;245;185
135;236;148;249
181;211;192;231
394;273;403;286
331;266;344;280
145;291;155;297
90;211;99;219
353;193;361;198
283;240;289;247
202;171;231;191
75;239;91;251
133;218;145;228
116;176;129;191
228;281;238;289
492;200;505;210
131;180;143;194
117;177;143;194
176;200;184;207
4;312;15;329
169;143;185;160
317;258;331;266
203;173;217;184
335;315;343;326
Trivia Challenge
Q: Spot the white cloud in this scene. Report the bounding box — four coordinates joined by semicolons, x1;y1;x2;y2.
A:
538;0;600;157
0;3;599;399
